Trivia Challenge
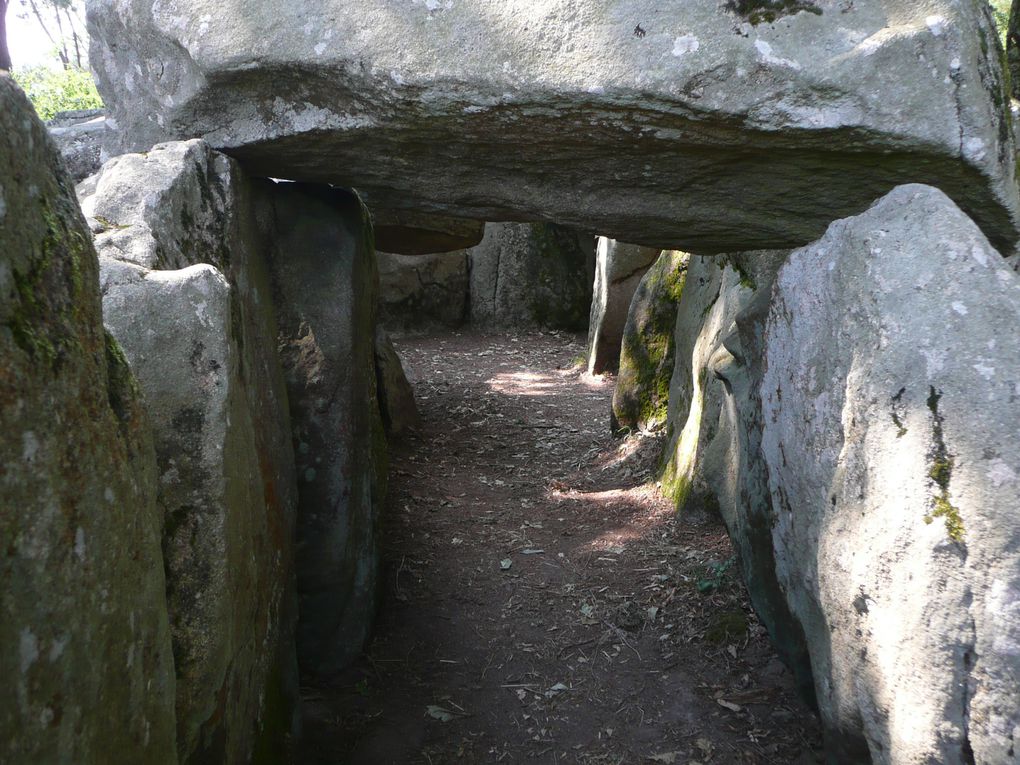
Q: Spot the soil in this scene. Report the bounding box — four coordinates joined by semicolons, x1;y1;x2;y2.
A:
302;330;823;764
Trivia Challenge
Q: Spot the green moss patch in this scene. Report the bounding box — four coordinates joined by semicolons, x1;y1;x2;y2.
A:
613;252;688;434
725;256;757;291
6;197;94;366
660;455;693;509
922;387;964;543
705;610;748;644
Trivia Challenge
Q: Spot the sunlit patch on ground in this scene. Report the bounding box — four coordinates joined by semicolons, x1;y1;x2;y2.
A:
487;370;565;396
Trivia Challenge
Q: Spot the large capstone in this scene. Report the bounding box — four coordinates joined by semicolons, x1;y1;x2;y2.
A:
87;0;1020;254
761;184;1020;762
0;75;176;764
81;139;301;763
469;222;594;331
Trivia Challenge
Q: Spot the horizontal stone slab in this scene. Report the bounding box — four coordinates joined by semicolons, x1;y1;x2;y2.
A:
88;0;1020;254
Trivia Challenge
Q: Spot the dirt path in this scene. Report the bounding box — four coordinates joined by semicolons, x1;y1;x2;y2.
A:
302;331;822;764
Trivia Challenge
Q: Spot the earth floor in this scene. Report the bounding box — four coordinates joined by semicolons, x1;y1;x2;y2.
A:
302;330;823;765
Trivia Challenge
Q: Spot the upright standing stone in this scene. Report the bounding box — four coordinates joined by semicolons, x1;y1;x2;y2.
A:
469;222;594;331
587;238;661;374
658;250;816;703
265;183;388;676
0;75;176;764
81;140;301;764
377;249;469;331
611;250;688;433
762;185;1020;762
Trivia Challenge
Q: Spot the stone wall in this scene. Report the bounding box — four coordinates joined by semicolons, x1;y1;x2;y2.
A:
81;140;301;763
661;186;1020;762
17;134;392;760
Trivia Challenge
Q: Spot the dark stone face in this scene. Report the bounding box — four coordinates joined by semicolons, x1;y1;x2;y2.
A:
726;0;821;25
263;183;386;677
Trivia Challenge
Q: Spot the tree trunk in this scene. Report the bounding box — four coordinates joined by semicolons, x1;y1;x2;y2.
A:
1009;0;1020;100
52;4;69;69
0;0;11;71
66;9;81;68
26;0;67;68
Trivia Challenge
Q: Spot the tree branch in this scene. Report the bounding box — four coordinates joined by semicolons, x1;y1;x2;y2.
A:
0;0;11;71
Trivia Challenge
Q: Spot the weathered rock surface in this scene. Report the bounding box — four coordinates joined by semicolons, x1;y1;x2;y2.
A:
762;185;1020;763
611;249;688;433
375;327;422;437
46;109;107;182
470;222;594;331
587;239;660;374
372;209;484;255
88;0;1020;254
83;139;300;763
659;250;816;704
265;183;388;676
79;140;234;271
377;249;469;330
662;186;1020;761
0;75;176;763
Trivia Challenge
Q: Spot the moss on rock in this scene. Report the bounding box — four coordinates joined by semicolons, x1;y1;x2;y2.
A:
922;386;965;542
611;251;689;434
1;73;175;764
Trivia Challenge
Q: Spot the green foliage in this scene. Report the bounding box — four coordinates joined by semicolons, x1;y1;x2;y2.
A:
697;556;736;594
991;0;1010;48
11;65;103;121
